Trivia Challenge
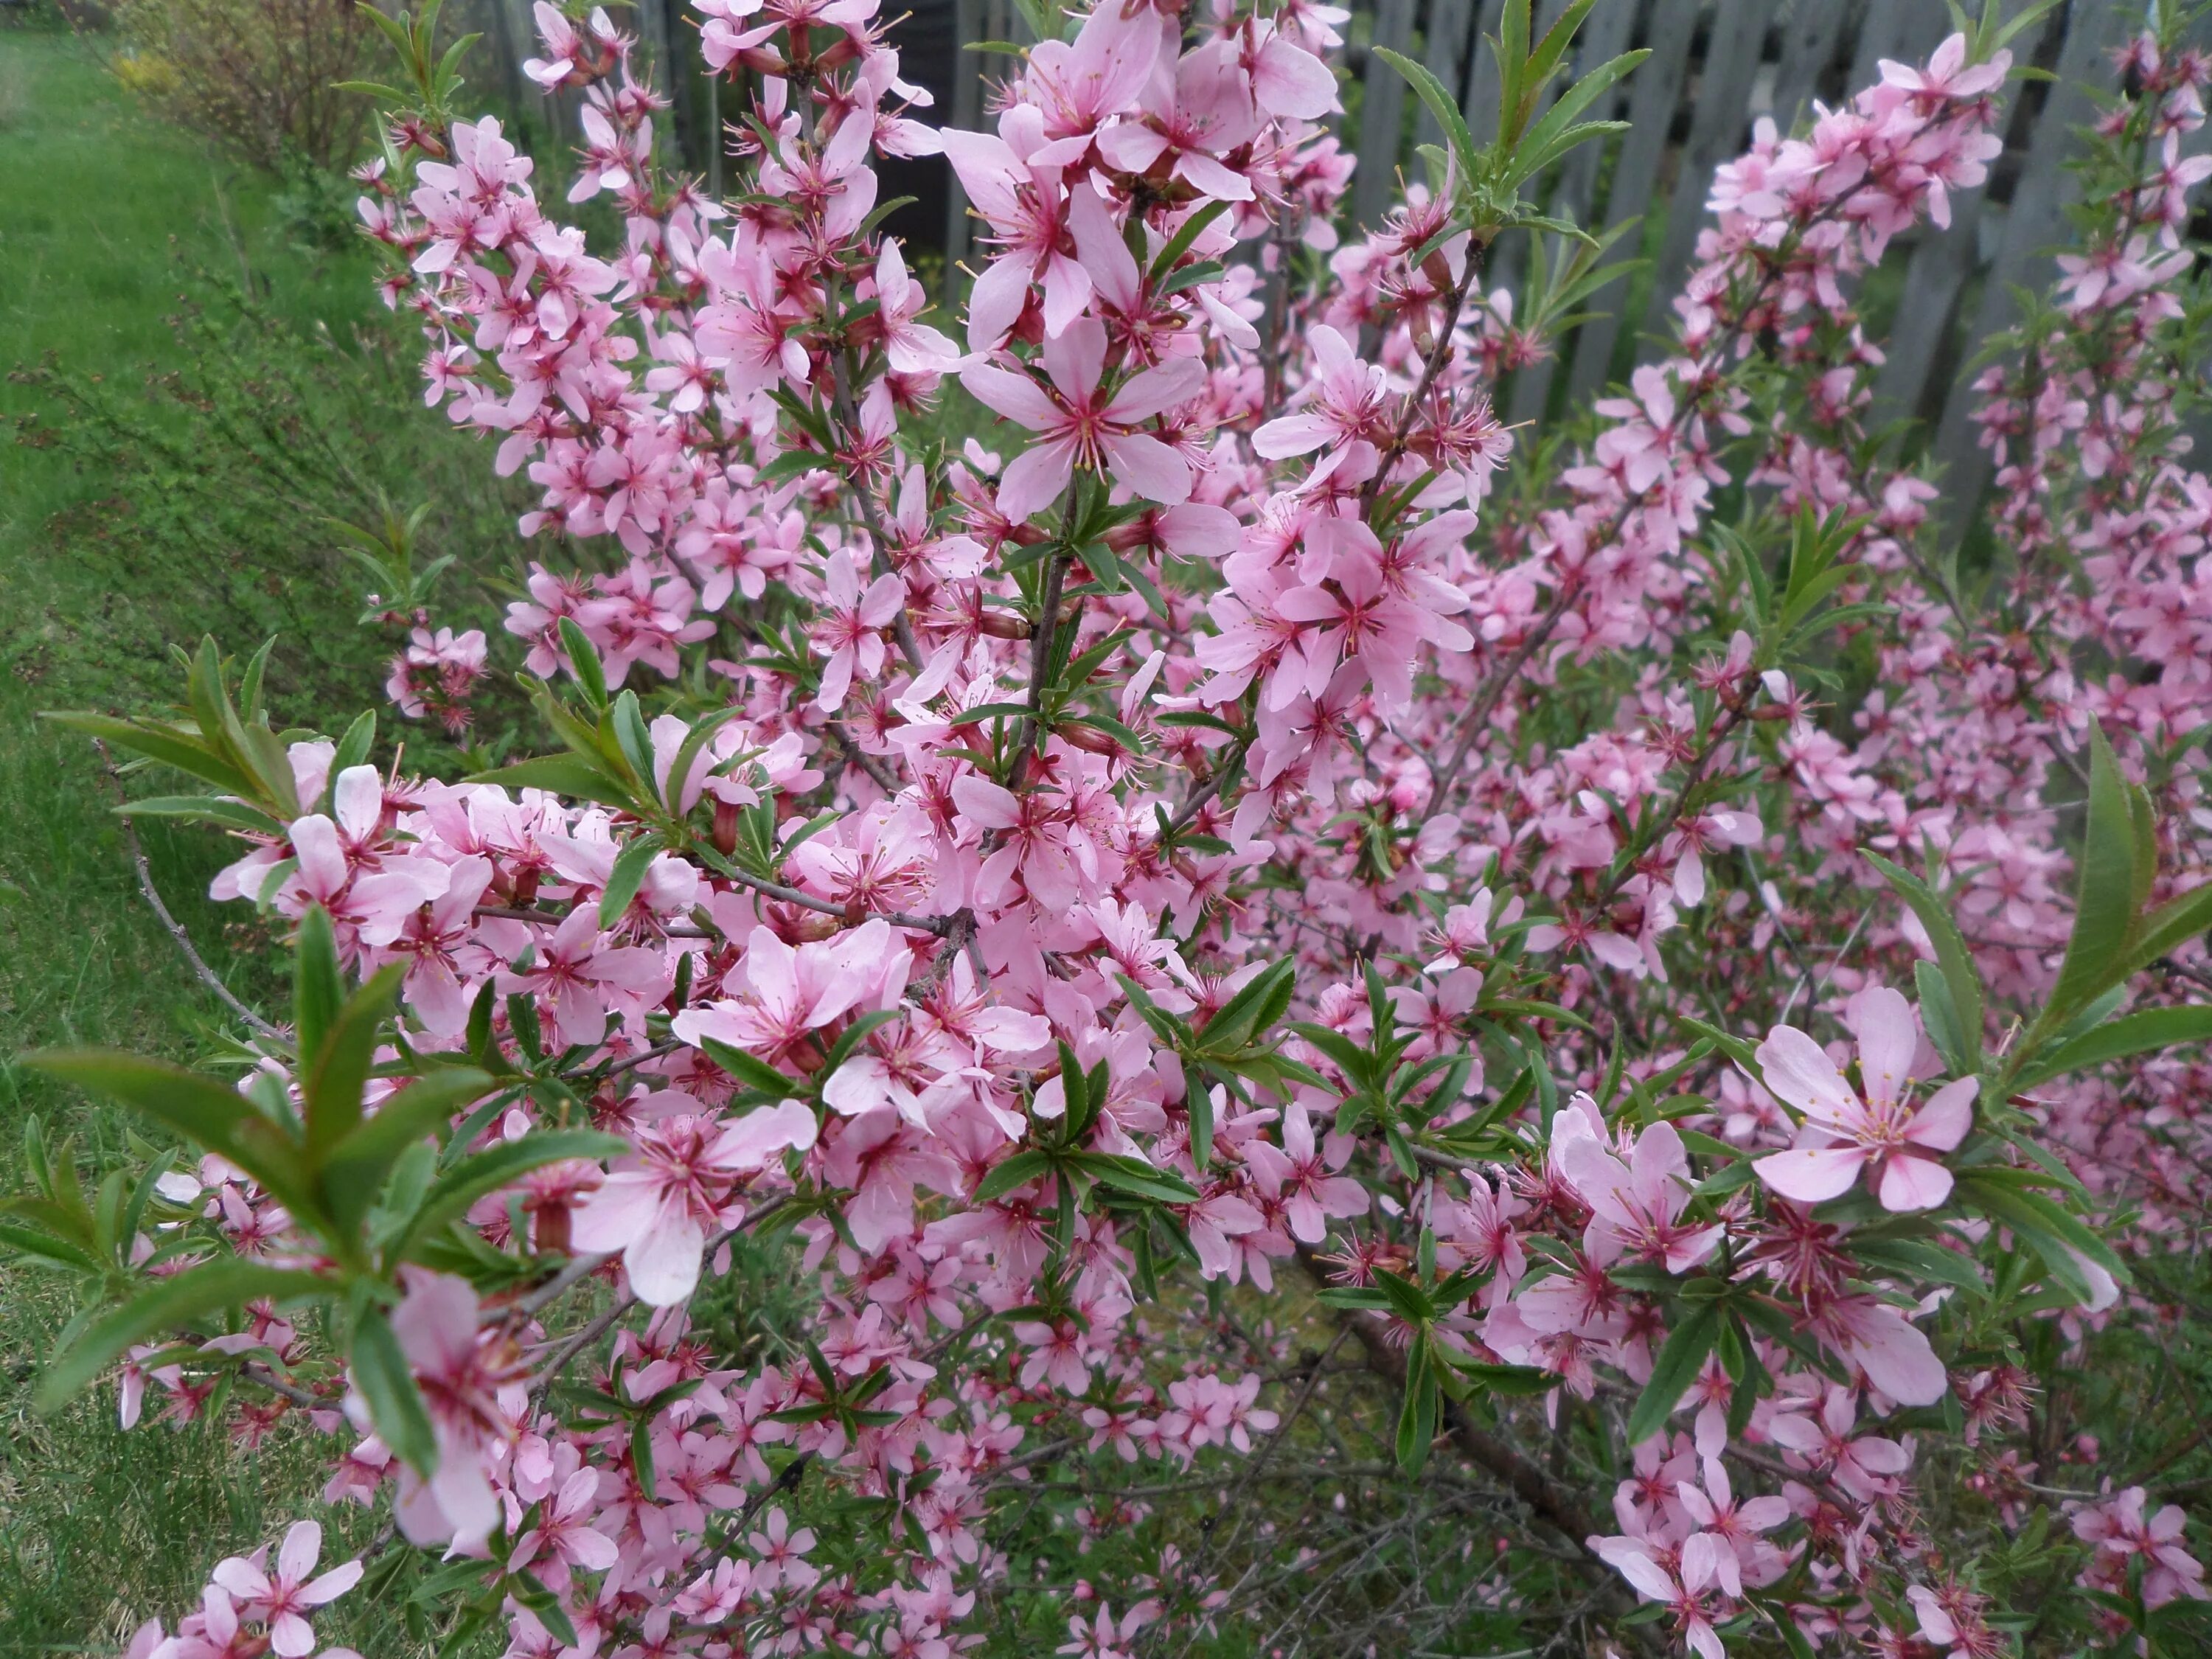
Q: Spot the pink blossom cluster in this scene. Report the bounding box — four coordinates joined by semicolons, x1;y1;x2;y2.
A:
125;1523;364;1659
53;4;2212;1658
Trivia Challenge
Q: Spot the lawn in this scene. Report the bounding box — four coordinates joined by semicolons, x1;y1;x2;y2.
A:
0;21;431;1650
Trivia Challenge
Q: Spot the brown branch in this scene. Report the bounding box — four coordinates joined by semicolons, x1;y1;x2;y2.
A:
1427;577;1581;804
829;341;925;675
1293;1248;1609;1554
523;1200;789;1401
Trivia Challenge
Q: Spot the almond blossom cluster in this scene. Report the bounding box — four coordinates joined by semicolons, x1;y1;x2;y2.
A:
28;5;2212;1658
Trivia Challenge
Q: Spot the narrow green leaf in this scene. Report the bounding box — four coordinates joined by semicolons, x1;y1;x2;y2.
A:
1626;1301;1721;1444
24;1051;322;1226
557;617;608;706
304;965;404;1164
44;713;255;796
1863;852;1985;1068
394;1130;626;1258
1148;199;1231;282
599;838;658;928
2126;877;2212;978
1500;51;1649;189
698;1037;798;1100
1074;1153;1200;1206
973;1149;1057;1205
2018;1004;2212;1088
1453;1359;1556;1396
465;754;633;810
38;1260;330;1413
319;1068;495;1238
1187;1083;1216;1173
352;1304;439;1474
1376;46;1481;185
1396;1332;1439;1473
2048;726;2142;1023
1914;960;1972;1077
116;795;288;835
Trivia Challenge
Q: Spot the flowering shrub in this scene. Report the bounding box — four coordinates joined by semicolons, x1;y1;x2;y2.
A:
111;0;377;170
17;1;2212;1655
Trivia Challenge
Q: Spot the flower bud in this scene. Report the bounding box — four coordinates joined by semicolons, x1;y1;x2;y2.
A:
1057;722;1121;756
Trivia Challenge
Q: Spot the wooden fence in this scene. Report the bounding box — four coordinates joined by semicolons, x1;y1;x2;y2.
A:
933;0;2155;517
461;0;2161;512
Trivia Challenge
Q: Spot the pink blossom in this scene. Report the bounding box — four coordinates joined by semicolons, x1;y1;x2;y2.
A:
1753;986;1975;1211
209;1523;362;1658
960;317;1203;520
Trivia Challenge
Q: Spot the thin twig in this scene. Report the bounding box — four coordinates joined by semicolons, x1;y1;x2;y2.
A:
829;341;925;674
1428;578;1579;804
97;745;285;1042
735;1448;818;1526
522;1200;788;1398
240;1360;322;1408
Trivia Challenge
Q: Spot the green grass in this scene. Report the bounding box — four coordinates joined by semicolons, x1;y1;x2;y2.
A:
1;28;380;694
0;20;414;1649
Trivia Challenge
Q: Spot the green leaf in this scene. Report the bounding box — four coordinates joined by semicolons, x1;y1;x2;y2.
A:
2047;726;2141;1024
1376;46;1481;186
38;1260;330;1413
1863;852;1985;1068
1452;1359;1556;1396
1500;52;1648;190
2018;1004;2212;1088
631;1415;658;1500
1148;200;1231;282
24;1051;324;1228
304;965;404;1166
328;709;378;796
351;1304;439;1475
2126;877;2212;978
698;1037;798;1101
0;1220;107;1274
1187;1082;1216;1173
1851;1236;1989;1296
611;692;655;786
821;1009;902;1081
1626;1301;1721;1444
1287;1022;1374;1088
1495;0;1530;143
599;838;659;928
661;706;748;817
394;1130;626;1258
44;713;254;797
1958;1172;2129;1305
1075;1153;1200;1206
465;754;633;810
1396;1332;1439;1474
293;905;344;1082
557;617;608;706
1203;958;1295;1053
1523;0;1595;89
974;1149;1057;1204
1372;1268;1436;1326
116;795;288;835
1915;960;1973;1077
319;1068;495;1238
